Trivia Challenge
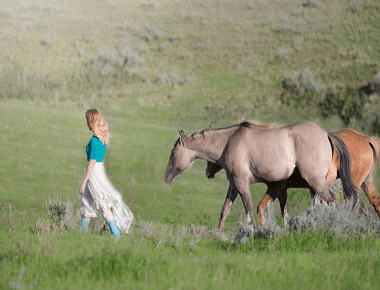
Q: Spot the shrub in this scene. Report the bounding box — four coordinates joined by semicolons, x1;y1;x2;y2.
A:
283;68;321;94
118;19;138;30
348;2;363;13
40;32;56;46
303;0;320;7
232;204;284;244
281;68;380;135
196;41;210;50
135;43;149;54
134;220;208;250
155;74;170;84
319;85;361;125
154;74;197;86
169;33;184;41
181;51;193;59
274;25;302;34
289;196;380;237
144;26;163;41
0;9;10;19
276;46;293;60
291;10;305;16
33;197;79;233
77;49;85;57
234;197;380;244
99;63;114;77
141;1;157;7
170;74;183;85
281;68;322;113
185;75;197;84
159;42;170;51
86;42;142;76
319;72;380;134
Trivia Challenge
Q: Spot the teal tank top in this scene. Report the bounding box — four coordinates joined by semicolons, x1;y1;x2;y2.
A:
86;136;106;162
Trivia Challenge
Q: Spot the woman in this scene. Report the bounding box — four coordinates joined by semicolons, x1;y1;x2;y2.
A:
79;109;133;236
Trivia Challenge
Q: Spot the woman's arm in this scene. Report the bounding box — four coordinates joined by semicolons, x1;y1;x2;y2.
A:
79;159;96;195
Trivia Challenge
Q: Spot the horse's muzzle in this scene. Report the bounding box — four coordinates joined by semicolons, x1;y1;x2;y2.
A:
164;174;173;184
205;169;215;179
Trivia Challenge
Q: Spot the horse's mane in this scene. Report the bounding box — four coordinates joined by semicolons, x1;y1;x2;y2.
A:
238;120;283;129
188;123;242;139
186;120;282;141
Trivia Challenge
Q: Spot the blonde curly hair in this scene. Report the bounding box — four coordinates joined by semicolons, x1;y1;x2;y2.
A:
85;108;110;145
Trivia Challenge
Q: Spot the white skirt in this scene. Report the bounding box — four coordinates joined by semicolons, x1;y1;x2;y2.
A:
81;162;134;233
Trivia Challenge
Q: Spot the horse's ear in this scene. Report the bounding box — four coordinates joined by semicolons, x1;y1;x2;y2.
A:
208;121;214;130
178;130;185;142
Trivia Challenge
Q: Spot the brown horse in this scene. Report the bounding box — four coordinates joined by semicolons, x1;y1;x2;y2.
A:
206;125;380;227
164;121;356;231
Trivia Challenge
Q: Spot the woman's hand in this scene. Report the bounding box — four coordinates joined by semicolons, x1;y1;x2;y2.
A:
79;183;86;195
79;160;96;196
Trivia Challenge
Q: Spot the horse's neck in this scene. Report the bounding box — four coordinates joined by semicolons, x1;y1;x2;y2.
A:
184;126;239;162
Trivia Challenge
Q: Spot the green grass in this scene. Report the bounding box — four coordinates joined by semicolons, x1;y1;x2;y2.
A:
2;0;380;288
1;217;380;290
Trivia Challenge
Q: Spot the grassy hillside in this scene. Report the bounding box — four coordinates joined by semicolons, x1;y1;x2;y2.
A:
1;0;380;288
2;0;380;125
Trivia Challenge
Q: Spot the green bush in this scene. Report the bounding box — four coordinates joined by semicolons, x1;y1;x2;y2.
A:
281;70;380;134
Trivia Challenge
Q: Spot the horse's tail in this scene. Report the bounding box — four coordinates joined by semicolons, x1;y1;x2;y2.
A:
369;137;380;163
328;132;357;200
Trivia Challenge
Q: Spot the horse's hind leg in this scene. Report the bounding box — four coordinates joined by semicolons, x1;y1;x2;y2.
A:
361;162;380;217
361;182;380;217
218;183;238;232
342;189;367;215
278;189;289;226
341;165;368;215
307;178;338;205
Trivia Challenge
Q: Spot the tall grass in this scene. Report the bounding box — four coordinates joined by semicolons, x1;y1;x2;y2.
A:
2;197;380;290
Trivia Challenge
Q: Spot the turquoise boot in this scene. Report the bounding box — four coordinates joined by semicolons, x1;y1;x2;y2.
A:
81;219;89;233
108;220;121;237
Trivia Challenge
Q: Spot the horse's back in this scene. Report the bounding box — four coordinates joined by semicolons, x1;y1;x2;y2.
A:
243;122;331;160
221;125;293;181
224;121;332;183
284;122;330;148
337;129;372;154
225;123;299;182
284;121;326;138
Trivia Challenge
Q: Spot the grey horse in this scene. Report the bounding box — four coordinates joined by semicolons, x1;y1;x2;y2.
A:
164;121;356;231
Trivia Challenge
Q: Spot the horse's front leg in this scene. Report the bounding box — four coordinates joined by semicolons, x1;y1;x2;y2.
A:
257;181;288;227
217;183;238;232
233;178;256;229
257;186;276;227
